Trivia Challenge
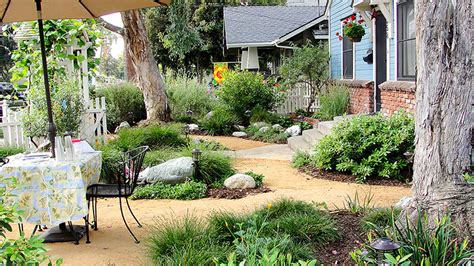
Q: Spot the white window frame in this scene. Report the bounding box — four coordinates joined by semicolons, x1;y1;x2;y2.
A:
340;20;355;80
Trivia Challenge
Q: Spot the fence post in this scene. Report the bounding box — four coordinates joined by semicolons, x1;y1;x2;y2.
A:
101;97;107;144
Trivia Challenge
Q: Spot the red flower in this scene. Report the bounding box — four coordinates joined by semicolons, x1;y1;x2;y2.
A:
336;32;339;36
348;23;353;27
343;21;347;24
358;19;364;24
338;36;343;41
344;18;348;22
350;15;356;20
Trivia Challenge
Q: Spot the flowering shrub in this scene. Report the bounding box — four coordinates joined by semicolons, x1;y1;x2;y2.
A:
336;15;366;41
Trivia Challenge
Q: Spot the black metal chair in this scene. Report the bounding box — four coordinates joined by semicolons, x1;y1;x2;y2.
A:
85;146;149;243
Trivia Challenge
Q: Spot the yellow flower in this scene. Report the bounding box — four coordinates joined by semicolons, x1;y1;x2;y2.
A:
267;203;272;209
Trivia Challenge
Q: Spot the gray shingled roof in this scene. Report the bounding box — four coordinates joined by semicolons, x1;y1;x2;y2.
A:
224;6;324;47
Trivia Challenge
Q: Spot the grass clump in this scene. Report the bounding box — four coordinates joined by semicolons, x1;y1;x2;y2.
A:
147;216;230;265
200;105;239;135
131;181;207;200
181;148;235;186
291;151;312;168
113;124;188;151
313;84;350;121
0;146;25;158
147;199;335;264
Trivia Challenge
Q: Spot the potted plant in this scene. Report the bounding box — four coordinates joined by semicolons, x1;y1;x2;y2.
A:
337;15;366;42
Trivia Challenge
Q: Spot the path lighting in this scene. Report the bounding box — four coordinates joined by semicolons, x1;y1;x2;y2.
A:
183;124;190;138
186;109;193;117
370;237;400;265
297;115;305;135
245;110;252;117
192;148;202;180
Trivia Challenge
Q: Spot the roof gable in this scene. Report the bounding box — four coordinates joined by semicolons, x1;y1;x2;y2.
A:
224;6;324;48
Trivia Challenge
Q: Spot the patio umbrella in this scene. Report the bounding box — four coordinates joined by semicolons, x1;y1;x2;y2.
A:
0;0;170;156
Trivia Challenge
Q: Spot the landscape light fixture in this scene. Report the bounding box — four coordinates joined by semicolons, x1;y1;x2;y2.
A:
369;237;400;266
192;148;202;180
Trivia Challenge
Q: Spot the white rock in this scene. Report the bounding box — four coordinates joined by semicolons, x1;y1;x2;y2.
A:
137;157;194;185
395;196;412;209
259;126;270;133
232;131;248;138
114;121;131;133
272;124;283;131
205;111;214;119
187;124;199;132
224;174;256;189
285;125;301;136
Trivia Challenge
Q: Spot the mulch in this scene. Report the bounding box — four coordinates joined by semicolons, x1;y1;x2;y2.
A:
299;165;410;187
315;211;366;264
207;186;272;199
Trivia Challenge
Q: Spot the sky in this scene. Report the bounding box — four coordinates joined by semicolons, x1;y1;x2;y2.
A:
101;13;124;58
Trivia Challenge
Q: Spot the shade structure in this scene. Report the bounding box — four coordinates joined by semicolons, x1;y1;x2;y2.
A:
0;0;170;156
0;0;170;23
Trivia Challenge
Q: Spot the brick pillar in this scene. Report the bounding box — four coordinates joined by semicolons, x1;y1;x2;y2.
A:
334;80;374;114
379;81;416;116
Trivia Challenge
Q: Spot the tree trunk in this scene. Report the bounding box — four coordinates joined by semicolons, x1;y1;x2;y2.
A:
405;0;473;237
123;37;137;82
121;10;170;122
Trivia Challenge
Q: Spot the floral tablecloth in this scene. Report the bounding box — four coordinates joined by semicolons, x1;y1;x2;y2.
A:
0;152;101;226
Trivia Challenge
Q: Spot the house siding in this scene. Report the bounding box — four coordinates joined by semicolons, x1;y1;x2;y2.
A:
329;0;373;80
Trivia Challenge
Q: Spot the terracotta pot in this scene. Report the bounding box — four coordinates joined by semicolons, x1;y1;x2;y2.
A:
349;36;362;42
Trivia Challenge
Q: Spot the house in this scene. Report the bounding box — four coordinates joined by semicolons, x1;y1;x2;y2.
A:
223;5;328;74
328;0;416;116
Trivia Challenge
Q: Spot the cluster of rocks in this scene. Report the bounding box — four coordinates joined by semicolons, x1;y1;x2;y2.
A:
137;157;258;189
232;122;302;138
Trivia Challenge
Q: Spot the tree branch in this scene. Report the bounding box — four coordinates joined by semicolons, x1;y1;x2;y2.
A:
96;18;124;36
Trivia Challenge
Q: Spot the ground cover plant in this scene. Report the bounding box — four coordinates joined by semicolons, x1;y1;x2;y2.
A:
130;181;207;200
245;123;290;144
146;199;339;264
0;146;25;158
295;112;415;183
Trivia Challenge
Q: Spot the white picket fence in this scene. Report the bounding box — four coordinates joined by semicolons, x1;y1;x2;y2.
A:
0;98;107;149
276;83;320;114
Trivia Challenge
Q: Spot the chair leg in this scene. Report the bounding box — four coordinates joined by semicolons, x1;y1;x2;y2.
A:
85;200;91;244
93;197;98;231
125;197;142;228
119;197;139;244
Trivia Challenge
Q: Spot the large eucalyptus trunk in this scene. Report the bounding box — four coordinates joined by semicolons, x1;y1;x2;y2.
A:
121;10;170;122
405;0;473;237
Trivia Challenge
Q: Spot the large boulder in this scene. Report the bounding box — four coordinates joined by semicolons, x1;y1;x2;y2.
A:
232;131;248;138
395;196;412;209
138;157;194;185
114;121;131;134
233;125;245;131
187;124;199;132
285;125;301;136
224;173;256;189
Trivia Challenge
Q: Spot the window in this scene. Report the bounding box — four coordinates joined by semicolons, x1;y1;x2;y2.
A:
342;36;353;79
397;0;416;80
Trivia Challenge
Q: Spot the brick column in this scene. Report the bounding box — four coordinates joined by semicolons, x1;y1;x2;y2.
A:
379;81;416;116
335;80;374;114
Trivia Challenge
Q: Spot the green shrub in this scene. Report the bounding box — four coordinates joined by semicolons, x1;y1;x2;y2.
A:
314;85;349;121
313;112;415;182
361;207;401;231
200;105;239;135
112;124;187;151
97;144;123;183
250;128;289;144
22;79;83;137
147;215;230;265
166;75;217;121
270;115;294;128
291;151;312;168
244;171;264;187
0;146;25;158
181;149;235;186
95;82;146;130
219;71;281;124
143;148;182;168
249;105;273;124
131;181;207;200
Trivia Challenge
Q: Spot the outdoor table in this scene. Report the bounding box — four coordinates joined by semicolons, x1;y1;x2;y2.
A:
0;151;102;243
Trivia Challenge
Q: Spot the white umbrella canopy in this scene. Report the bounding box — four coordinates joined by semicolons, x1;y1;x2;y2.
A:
0;0;170;23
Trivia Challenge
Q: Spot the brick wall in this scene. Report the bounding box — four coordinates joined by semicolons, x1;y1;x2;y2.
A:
337;80;374;114
379;81;416;116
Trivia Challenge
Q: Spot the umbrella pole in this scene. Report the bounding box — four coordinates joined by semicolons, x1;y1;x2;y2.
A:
35;0;57;157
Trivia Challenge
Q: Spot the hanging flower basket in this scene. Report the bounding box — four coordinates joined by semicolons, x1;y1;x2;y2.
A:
336;15;366;42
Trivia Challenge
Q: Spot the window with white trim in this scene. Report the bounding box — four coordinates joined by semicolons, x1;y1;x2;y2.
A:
397;0;416;80
342;36;353;79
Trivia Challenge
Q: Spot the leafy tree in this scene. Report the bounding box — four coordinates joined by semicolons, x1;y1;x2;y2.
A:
279;43;329;112
0;30;16;81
